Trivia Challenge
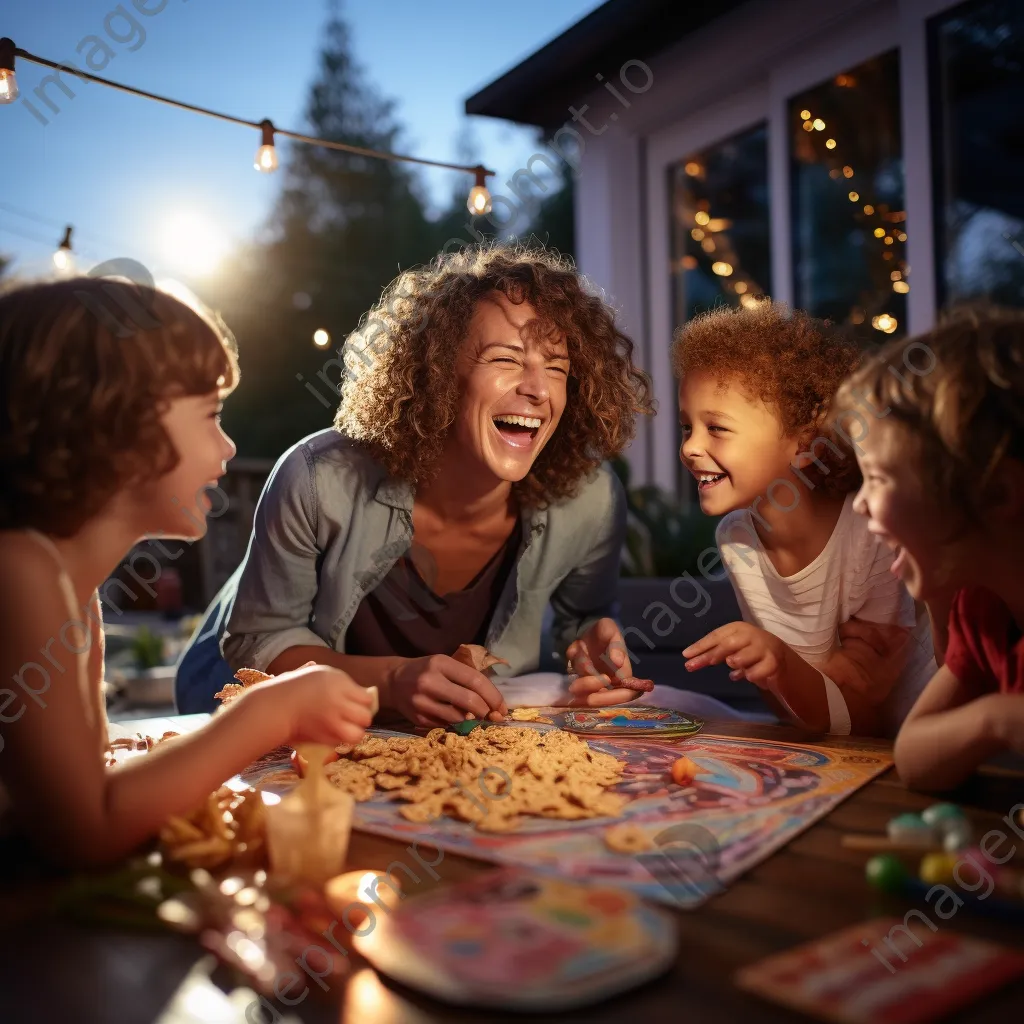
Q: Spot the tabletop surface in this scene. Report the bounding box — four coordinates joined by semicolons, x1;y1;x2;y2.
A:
3;718;1023;1024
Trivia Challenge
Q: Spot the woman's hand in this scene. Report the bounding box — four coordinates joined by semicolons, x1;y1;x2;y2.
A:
245;663;375;748
385;654;508;728
565;617;643;706
683;621;790;689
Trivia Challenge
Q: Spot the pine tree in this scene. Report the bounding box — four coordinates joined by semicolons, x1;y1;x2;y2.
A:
215;7;440;457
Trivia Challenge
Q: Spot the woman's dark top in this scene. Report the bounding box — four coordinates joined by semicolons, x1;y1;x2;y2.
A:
344;521;522;658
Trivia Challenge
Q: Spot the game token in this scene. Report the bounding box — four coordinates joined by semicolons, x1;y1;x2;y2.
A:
865;854;907;893
670;755;702;786
353;867;677;1010
919;851;960;886
448;719;485;736
921;802;964;827
886;812;937;846
942;820;973;852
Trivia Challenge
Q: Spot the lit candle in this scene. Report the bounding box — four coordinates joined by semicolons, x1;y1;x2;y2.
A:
324;870;403;936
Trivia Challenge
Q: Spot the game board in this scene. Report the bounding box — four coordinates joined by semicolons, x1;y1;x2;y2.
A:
243;710;892;909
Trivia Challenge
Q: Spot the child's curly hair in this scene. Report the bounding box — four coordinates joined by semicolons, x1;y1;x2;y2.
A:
0;278;239;536
834;306;1024;525
672;300;863;496
335;243;653;506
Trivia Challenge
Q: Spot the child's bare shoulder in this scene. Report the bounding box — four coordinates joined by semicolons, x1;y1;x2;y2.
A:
0;531;69;608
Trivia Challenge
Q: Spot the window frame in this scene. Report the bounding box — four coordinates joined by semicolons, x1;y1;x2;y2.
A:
642;0;957;495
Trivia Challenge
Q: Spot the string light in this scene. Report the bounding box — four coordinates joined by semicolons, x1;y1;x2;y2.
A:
800;109;812;120
466;166;492;216
711;261;733;276
734;281;748;294
0;37;16;103
842;166;854;178
313;328;331;348
872;313;898;333
52;225;73;272
893;280;910;293
690;228;705;240
812;118;826;130
694;211;710;226
254;119;278;173
684;161;702;176
825;138;836;149
874;227;886;238
3;42;495;214
848;191;859;202
863;204;875;214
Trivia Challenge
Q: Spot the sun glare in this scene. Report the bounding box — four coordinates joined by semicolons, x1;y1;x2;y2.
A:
159;210;230;276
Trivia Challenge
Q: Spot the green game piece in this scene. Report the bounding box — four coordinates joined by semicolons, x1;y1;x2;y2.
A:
866;854;908;893
921;803;965;827
450;719;484;735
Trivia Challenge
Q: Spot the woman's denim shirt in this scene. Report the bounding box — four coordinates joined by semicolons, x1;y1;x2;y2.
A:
215;430;626;684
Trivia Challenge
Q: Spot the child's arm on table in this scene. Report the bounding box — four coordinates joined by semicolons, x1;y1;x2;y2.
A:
893;665;1024;790
684;622;883;734
1;569;372;867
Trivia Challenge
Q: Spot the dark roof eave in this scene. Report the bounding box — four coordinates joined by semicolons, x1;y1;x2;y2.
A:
465;0;748;128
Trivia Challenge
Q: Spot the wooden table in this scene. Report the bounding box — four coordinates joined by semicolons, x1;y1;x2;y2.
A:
2;720;1023;1023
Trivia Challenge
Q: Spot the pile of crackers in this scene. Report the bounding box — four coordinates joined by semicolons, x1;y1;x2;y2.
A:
325;726;628;833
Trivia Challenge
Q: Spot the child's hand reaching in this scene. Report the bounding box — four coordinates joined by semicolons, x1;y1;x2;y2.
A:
683;621;790;688
247;663;375;747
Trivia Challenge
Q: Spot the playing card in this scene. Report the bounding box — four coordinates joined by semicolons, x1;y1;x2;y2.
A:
735;917;1024;1024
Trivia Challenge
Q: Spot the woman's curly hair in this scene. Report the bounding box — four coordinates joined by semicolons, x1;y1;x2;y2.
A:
672;300;864;497
0;278;239;536
334;243;653;506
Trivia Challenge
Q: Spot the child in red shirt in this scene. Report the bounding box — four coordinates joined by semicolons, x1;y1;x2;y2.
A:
834;309;1024;790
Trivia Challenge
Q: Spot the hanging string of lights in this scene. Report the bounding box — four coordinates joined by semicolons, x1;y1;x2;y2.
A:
0;38;496;216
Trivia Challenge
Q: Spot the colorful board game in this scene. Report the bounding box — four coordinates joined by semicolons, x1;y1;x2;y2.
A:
244;709;892;909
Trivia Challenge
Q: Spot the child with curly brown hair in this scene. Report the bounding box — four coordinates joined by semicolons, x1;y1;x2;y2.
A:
0;278;374;866
674;301;936;736
834;309;1024;788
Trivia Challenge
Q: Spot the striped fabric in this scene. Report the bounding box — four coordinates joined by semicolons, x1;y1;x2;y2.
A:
716;495;937;735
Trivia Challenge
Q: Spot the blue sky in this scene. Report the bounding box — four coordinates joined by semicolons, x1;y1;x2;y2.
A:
0;0;602;282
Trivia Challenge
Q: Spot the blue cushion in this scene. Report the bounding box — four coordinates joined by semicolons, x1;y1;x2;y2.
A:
174;573;239;714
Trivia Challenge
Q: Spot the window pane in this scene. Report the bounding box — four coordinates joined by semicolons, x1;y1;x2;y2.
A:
668;123;771;499
789;51;907;339
931;0;1024;309
669;123;771;325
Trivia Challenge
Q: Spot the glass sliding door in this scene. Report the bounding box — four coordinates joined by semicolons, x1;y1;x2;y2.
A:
668;122;771;499
930;0;1024;309
789;51;907;339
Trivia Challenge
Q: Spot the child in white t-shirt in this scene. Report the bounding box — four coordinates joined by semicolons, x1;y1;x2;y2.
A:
672;302;936;736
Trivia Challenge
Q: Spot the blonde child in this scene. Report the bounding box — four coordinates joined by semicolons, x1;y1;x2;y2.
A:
674;302;936;736
0;278;373;866
835;309;1024;788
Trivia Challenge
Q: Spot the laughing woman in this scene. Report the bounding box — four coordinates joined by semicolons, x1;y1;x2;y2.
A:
176;245;653;726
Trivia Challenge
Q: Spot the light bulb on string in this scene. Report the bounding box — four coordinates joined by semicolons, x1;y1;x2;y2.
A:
0;38;17;103
52;226;73;273
466;166;492;216
313;328;331;348
254;119;278;173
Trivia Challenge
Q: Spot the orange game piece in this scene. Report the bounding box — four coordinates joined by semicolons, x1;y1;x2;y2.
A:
670;755;701;785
